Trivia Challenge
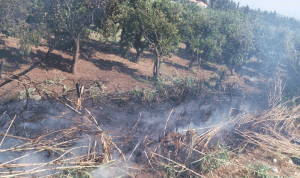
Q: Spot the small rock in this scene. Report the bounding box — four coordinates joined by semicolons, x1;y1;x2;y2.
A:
271;167;279;173
273;158;277;163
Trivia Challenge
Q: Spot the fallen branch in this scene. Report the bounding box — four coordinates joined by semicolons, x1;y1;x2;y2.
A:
0;115;17;147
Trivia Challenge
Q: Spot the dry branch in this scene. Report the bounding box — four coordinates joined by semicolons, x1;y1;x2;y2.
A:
0;115;16;147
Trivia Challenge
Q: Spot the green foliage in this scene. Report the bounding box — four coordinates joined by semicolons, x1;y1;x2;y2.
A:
144;89;157;100
0;0;48;55
183;76;197;88
178;3;209;53
159;162;182;178
59;168;93;178
210;0;239;10
1;0;300;93
95;0;124;39
45;0;96;41
17;88;41;101
193;146;230;174
129;87;158;101
178;2;226;61
219;10;254;71
19;29;43;55
44;0;106;73
118;0;180;76
87;85;107;102
178;3;254;71
118;0;150;58
130;87;144;98
247;164;274;178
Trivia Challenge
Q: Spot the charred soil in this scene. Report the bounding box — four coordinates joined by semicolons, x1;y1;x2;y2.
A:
0;34;299;178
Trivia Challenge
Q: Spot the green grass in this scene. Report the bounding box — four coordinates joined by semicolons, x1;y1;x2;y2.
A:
44;78;74;94
44;78;65;86
129;87;158;101
192;145;231;174
87;84;107;102
16;87;41;100
245;164;274;178
59;168;93;178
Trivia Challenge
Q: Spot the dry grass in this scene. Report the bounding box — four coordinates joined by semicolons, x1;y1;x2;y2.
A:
0;77;128;177
1;74;300;177
236;102;300;158
145;100;300;177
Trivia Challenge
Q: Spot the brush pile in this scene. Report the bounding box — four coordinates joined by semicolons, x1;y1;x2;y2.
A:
146;100;300;177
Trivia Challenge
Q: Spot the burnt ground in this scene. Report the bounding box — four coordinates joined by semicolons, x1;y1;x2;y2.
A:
0;89;266;177
1;33;298;177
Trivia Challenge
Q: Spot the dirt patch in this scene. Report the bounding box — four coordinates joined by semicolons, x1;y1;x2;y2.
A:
0;33;266;103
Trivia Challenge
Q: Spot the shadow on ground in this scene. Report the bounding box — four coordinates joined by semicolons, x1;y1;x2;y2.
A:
90;58;146;79
83;39;155;61
41;51;73;73
0;47;32;72
164;61;188;70
201;63;218;72
173;47;193;62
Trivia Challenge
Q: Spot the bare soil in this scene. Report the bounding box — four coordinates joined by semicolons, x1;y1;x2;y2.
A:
0;33;262;102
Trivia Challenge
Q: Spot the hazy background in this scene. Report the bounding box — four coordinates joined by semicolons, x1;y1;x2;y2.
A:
232;0;300;20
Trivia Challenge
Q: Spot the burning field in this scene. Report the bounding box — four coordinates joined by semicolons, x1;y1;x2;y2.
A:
1;77;300;178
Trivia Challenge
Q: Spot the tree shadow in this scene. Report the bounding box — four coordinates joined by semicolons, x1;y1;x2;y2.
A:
0;47;32;72
201;63;218;72
124;47;154;61
163;61;188;70
39;50;72;73
82;40;122;56
0;36;58;73
173;47;193;62
83;39;154;60
81;40;152;81
89;58;144;79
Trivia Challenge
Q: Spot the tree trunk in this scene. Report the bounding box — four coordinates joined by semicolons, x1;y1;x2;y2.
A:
153;48;160;78
185;42;191;53
71;34;80;74
134;47;145;63
230;64;234;75
120;30;125;57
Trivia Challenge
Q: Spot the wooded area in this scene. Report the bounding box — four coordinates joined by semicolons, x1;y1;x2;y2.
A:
2;1;300;177
1;0;300;85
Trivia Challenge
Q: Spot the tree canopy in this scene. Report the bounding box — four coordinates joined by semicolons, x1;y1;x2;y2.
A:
1;0;300;79
44;0;106;74
118;0;180;77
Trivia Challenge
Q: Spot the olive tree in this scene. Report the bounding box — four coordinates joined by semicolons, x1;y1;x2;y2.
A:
119;0;180;77
144;1;180;77
220;10;254;74
45;0;106;74
0;0;48;55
